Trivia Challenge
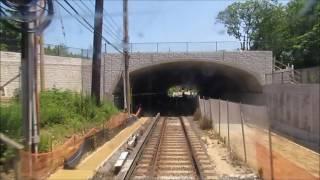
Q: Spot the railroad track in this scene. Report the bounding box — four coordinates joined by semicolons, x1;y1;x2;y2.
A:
127;116;216;179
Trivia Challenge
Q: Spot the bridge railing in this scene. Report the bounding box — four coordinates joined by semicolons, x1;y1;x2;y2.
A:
105;41;242;53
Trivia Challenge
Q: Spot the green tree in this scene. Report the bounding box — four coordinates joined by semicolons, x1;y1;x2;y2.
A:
283;0;320;67
216;0;320;68
0;20;21;51
44;44;83;58
44;44;69;56
216;0;277;50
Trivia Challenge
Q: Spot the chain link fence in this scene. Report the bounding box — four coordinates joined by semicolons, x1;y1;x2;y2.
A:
198;97;319;179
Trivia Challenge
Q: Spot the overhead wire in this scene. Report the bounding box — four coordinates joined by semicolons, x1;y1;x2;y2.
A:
86;0;121;36
79;0;122;42
63;0;122;46
55;0;93;32
56;0;123;54
57;3;67;44
73;0;122;43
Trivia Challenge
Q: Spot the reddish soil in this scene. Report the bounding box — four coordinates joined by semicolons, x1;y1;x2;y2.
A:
256;143;318;180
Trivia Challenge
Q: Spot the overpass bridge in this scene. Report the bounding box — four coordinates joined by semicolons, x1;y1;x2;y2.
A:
102;50;273;111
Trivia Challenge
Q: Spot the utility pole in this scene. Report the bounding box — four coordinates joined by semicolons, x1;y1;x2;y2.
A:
123;0;130;114
91;0;104;104
39;37;45;91
21;1;39;153
38;0;45;92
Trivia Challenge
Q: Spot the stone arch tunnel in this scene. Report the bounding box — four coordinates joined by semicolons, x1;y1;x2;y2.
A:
112;61;263;116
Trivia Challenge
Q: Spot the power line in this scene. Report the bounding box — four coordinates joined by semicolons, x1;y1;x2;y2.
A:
102;11;122;34
57;3;67;44
87;0;122;35
55;0;92;31
102;9;122;35
78;0;122;42
74;0;121;42
57;0;123;54
74;0;92;17
62;0;94;31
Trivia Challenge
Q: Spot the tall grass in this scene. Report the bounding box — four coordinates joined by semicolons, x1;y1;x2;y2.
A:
0;89;118;154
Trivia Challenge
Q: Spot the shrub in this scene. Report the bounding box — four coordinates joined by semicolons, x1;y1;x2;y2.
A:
1;89;118;154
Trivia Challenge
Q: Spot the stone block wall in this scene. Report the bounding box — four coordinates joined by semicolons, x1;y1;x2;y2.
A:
0;51;92;97
1;50;273;99
104;51;273;95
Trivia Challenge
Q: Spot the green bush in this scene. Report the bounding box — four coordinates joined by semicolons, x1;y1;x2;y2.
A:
38;131;51;152
0;101;22;139
0;89;118;154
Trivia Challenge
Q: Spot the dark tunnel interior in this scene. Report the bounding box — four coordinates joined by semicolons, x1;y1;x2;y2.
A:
113;61;262;116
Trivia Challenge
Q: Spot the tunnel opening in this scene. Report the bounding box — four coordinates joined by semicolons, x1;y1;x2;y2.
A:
113;61;262;116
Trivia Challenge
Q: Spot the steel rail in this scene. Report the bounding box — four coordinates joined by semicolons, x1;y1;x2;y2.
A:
127;116;206;179
122;113;161;180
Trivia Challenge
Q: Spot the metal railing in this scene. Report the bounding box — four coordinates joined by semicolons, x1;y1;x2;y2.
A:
265;70;298;84
129;41;242;53
272;60;302;84
2;41;268;57
104;41;244;54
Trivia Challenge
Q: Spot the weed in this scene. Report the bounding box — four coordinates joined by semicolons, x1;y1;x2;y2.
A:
0;89;118;158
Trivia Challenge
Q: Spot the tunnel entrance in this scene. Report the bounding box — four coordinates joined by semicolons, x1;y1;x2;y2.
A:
113;61;262;116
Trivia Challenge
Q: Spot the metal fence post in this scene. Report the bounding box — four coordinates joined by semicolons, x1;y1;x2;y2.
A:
268;126;274;180
50;135;53;173
209;99;213;128
186;42;189;54
227;100;230;148
239;102;247;163
203;97;206;126
102;122;105;141
218;99;221;135
215;41;218;52
156;43;159;53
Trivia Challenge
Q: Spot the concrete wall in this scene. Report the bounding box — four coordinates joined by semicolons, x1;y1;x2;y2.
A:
0;51;92;97
264;84;320;146
265;69;294;84
297;66;320;84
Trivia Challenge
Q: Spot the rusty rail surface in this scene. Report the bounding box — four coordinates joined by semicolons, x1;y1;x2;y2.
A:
128;116;216;179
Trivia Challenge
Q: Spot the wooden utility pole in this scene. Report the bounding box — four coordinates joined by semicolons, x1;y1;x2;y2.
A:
91;0;104;104
39;36;45;91
37;0;45;92
123;0;130;113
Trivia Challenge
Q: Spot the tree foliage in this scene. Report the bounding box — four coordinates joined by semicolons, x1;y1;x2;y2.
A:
216;0;320;68
44;44;69;56
44;44;83;58
0;20;21;51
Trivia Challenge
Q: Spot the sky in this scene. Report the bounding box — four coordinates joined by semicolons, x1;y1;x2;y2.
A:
44;0;238;52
